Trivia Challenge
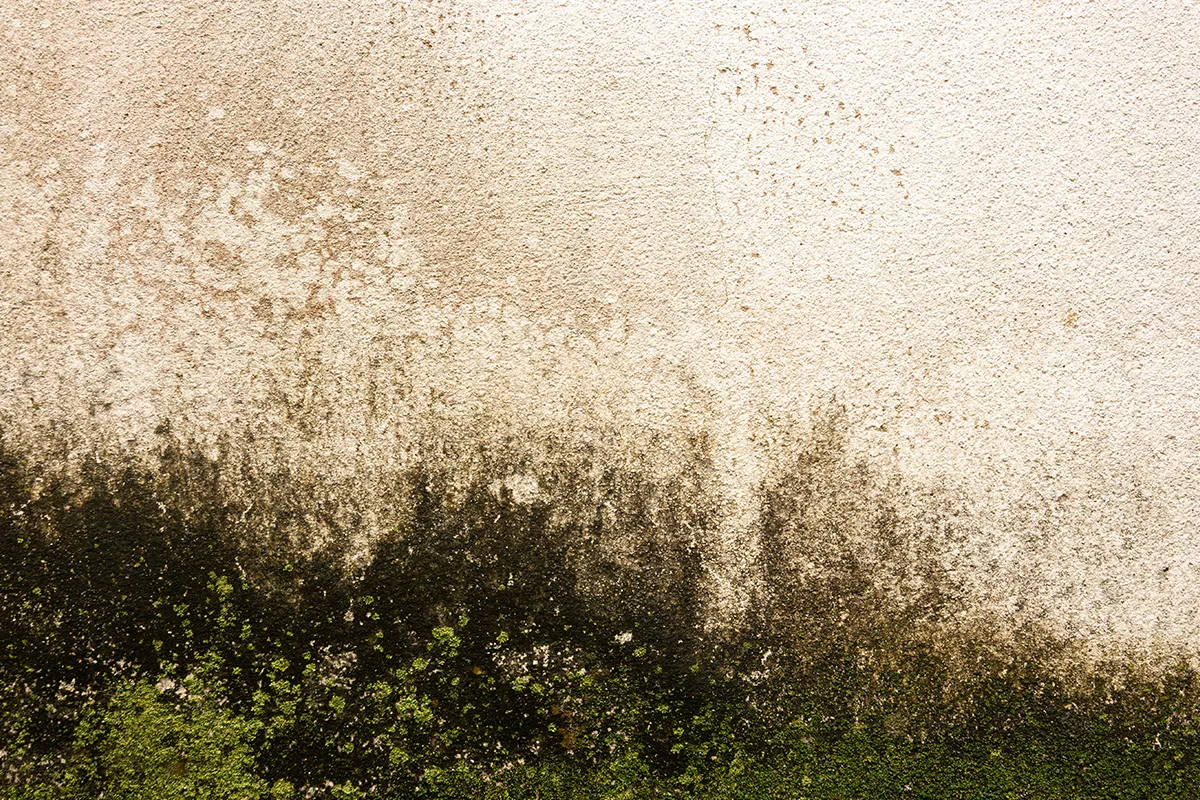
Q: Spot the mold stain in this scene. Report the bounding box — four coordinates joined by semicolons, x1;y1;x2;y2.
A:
3;411;1200;797
4;2;1200;797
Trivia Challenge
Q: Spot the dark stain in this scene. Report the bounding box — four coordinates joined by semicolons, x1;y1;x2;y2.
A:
2;412;1199;795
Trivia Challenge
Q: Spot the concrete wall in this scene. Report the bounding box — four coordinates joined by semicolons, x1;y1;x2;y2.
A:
3;0;1200;653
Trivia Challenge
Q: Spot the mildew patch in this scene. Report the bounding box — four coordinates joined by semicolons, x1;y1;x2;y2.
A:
4;422;1200;797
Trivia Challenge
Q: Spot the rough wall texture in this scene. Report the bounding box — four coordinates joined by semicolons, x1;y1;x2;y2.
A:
3;0;1199;654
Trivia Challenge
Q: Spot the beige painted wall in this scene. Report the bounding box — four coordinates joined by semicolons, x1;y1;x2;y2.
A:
3;0;1200;651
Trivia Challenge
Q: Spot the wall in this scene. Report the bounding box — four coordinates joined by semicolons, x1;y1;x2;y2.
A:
3;0;1200;653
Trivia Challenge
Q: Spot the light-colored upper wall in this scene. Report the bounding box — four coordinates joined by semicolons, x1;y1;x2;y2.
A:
3;0;1199;648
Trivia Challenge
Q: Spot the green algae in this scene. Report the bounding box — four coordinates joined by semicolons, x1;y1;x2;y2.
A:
2;430;1199;799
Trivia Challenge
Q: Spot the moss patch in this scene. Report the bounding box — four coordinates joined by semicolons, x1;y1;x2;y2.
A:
2;426;1198;799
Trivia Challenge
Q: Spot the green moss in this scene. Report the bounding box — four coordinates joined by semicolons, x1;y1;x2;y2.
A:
2;431;1199;798
80;680;266;800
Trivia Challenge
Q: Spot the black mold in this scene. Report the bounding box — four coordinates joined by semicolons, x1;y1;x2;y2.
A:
3;417;1200;797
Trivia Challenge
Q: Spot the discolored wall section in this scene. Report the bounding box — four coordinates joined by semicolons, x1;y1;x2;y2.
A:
3;0;1200;656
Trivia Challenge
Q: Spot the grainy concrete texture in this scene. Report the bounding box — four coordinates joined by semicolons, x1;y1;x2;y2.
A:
2;1;1199;653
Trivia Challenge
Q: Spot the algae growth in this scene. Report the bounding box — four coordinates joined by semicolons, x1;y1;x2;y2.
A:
2;419;1199;799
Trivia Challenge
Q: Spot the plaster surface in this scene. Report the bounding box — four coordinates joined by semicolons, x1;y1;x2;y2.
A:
3;0;1200;651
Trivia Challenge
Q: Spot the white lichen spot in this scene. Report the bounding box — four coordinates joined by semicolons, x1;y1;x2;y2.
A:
488;473;543;506
504;473;541;505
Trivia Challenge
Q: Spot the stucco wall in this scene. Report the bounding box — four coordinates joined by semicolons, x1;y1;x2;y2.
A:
3;0;1199;652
